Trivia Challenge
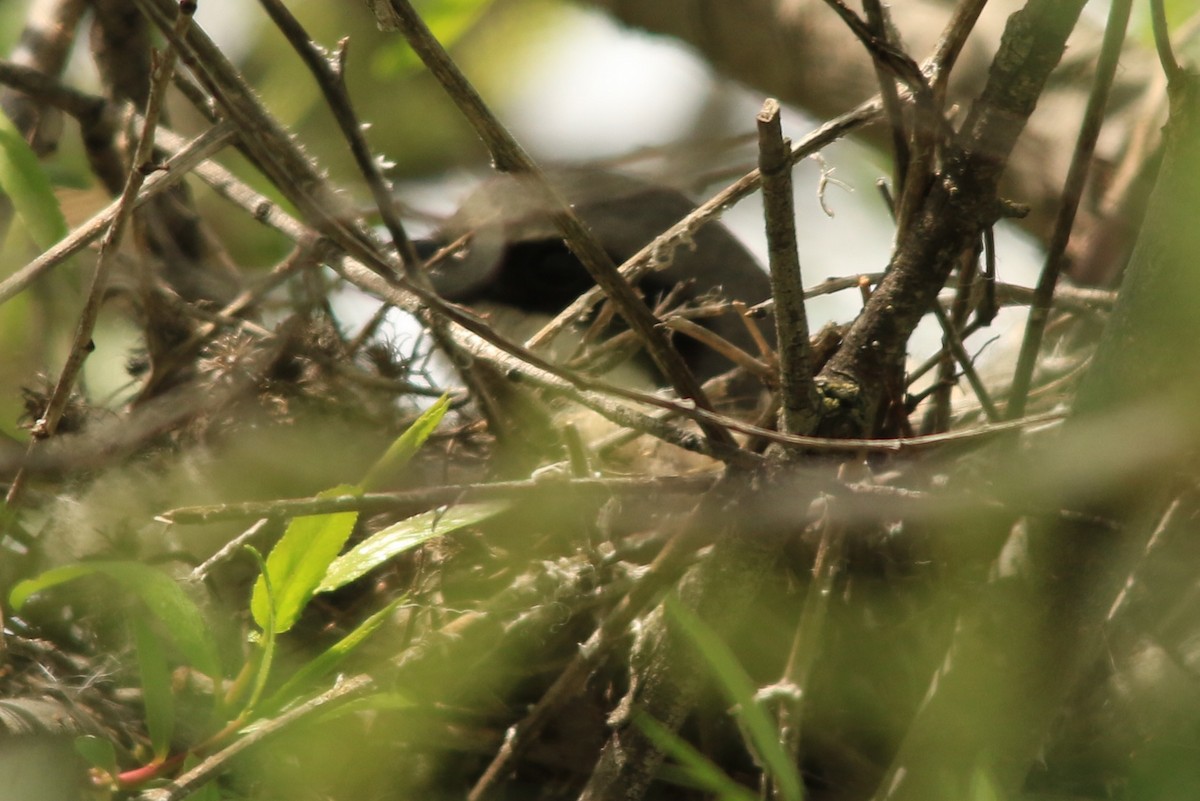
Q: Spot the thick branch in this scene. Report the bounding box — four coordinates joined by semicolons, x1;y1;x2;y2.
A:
815;0;1089;437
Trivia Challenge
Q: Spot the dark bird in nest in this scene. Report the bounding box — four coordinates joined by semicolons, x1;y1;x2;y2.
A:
418;169;774;387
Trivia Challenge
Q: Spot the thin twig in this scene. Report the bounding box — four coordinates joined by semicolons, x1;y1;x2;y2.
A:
928;0;990;104
766;514;843;800
160;474;720;525
862;0;910;188
930;303;1000;422
1150;0;1185;84
1008;0;1134;419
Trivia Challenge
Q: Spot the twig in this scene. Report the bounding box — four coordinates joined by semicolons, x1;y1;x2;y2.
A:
137;674;374;801
765;513;843;800
927;0;990;104
659;316;774;378
820;0;929;98
5;1;194;508
1150;0;1185;84
1007;0;1134;419
253;0;508;438
159;474;721;525
0;0;87;158
187;518;273;582
757;99;819;437
380;0;735;451
930;303;1000;422
862;0;910;188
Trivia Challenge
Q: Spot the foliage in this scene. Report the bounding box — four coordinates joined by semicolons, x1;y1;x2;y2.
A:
0;1;1198;801
6;396;508;791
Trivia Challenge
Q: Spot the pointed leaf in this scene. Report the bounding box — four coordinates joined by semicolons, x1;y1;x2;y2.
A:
0;110;67;250
251;484;360;633
358;394;450;492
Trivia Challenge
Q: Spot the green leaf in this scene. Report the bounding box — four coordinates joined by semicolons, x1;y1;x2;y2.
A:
9;564;95;609
665;595;804;801
133;615;175;760
10;562;221;683
634;712;759;801
0;110;67;250
358;394;450;492
372;0;493;77
261;596;405;715
250;484;360;633
242;545;276;716
74;735;117;774
317;501;507;593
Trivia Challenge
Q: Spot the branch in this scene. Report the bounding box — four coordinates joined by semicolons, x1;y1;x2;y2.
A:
815;0;1090;437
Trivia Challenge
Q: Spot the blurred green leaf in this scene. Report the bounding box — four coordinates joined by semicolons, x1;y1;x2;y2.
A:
251;484;360;633
358;394;450;492
969;764;1003;801
372;0;493;76
634;712;759;801
243;545;277;716
261;596;406;714
317;501;507;593
133;615;175;760
74;735;117;774
666;595;804;801
0;110;67;251
9;562;221;683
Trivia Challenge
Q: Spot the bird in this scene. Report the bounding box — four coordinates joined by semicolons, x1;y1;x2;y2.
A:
418;168;774;388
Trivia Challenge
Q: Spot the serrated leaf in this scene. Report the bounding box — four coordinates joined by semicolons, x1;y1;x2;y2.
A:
9;562;221;683
666;595;804;801
0;110;67;250
251;484;360;633
133;615;175;760
317;501;507;593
